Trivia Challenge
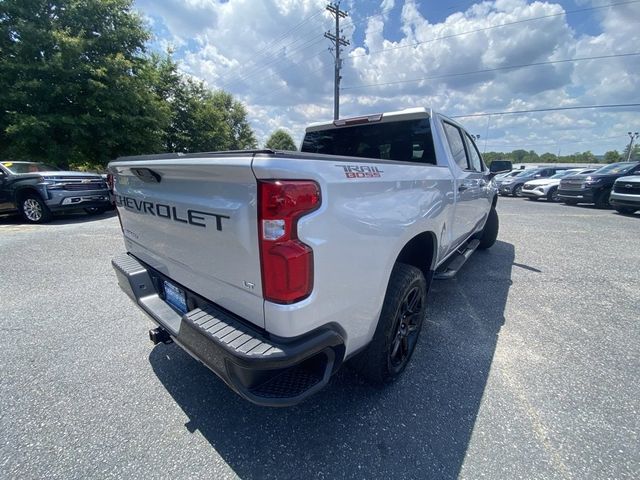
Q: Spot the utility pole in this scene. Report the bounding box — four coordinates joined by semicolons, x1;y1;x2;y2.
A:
626;131;639;161
324;3;349;120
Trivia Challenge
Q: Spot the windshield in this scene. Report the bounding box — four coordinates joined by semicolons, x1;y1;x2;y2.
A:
592;162;636;175
515;169;541;178
1;162;59;174
551;171;573;179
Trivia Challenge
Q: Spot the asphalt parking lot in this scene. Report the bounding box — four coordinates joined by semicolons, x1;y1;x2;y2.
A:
1;198;639;479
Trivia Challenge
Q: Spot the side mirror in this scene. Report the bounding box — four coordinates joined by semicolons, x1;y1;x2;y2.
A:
489;160;512;174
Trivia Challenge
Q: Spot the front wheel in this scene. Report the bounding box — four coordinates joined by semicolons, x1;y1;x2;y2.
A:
21;195;52;224
595;189;611;209
477;207;499;250
547;187;560;202
615;206;636;214
351;263;427;384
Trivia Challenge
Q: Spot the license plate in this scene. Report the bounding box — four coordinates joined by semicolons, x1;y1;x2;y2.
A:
163;280;188;314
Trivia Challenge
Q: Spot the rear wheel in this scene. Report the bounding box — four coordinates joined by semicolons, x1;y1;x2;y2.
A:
20;195;52;224
351;263;427;384
513;185;523;197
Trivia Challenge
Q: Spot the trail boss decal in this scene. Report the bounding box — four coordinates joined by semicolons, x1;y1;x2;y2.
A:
336;164;384;179
116;195;229;231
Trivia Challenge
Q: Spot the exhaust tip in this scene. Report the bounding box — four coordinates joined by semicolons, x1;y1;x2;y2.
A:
149;327;172;345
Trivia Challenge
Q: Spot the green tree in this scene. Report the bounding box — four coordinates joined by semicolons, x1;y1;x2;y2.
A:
576;150;596;163
0;0;168;169
521;150;540;163
604;150;621;163
622;143;640;161
482;151;509;165
265;129;297;151
539;152;558;163
511;149;528;163
211;91;257;150
145;53;256;153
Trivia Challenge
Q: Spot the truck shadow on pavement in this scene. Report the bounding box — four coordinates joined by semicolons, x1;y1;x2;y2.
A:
149;240;515;480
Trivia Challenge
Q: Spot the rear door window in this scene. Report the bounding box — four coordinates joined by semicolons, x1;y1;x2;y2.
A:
464;134;484;172
443;122;469;170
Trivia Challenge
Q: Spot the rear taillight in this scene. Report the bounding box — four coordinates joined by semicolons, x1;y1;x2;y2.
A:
106;173;114;190
258;180;321;304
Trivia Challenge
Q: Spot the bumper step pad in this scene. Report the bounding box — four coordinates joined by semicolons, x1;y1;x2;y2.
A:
112;253;344;406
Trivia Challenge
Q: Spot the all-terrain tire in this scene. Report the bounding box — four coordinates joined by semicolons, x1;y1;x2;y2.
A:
477;207;499;250
350;263;427;384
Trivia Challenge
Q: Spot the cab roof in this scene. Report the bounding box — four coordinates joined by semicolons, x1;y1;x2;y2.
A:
305;107;433;132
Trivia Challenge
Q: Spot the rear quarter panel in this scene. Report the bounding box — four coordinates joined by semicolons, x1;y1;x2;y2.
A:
252;155;454;355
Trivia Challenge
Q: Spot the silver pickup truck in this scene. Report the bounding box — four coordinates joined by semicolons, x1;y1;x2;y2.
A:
110;108;501;406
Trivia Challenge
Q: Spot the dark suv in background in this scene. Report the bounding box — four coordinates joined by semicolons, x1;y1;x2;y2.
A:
558;161;640;208
498;166;569;197
0;161;111;223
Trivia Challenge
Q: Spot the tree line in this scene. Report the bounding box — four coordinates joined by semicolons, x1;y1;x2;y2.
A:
482;145;639;165
0;0;298;171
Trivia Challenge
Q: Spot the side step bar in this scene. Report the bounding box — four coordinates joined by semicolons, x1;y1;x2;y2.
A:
434;239;480;279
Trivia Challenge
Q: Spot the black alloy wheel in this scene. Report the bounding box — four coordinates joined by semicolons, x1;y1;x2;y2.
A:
350;263;427;384
388;285;423;373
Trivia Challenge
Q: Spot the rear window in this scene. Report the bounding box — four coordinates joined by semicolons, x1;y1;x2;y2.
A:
301;119;437;165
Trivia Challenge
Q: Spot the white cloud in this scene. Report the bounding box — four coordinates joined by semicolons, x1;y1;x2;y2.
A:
134;0;640;153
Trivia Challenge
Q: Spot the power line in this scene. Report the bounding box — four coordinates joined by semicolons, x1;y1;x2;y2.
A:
231;45;330;92
340;5;397;30
345;0;640;61
256;63;332;100
216;8;324;82
219;34;326;89
451;103;640;119
341;52;640;90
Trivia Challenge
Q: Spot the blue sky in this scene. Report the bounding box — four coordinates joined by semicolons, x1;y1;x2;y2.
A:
134;0;640;155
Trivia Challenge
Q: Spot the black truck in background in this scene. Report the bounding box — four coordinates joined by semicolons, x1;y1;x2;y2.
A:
558;161;640;208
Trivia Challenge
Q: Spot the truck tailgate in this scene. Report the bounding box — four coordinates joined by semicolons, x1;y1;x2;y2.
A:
110;155;264;328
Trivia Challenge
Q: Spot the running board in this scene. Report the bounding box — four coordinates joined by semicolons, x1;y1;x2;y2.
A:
434;239;480;279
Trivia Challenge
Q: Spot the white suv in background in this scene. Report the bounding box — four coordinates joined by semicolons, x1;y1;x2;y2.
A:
521;168;596;202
